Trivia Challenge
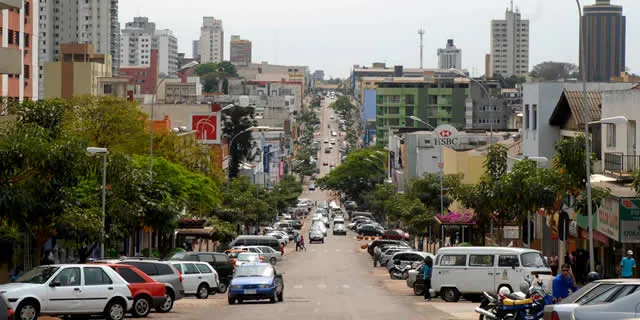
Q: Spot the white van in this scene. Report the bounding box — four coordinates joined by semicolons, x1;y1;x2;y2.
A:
432;247;552;302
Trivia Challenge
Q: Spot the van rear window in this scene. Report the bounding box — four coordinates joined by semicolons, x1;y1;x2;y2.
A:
439;255;466;266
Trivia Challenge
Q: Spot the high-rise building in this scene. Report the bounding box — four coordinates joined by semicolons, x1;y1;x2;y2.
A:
581;0;626;82
120;17;178;76
490;2;530;77
437;39;462;70
192;40;200;60
0;0;38;104
155;29;178;76
38;0;119;98
198;17;223;63
230;35;251;66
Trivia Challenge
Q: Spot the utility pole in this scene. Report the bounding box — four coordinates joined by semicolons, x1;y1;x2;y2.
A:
418;28;425;69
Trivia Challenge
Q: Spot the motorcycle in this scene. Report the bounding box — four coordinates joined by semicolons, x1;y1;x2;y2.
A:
474;274;554;320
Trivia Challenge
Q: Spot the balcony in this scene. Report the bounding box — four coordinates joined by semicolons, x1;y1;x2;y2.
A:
604;152;640;182
0;0;21;10
0;47;22;75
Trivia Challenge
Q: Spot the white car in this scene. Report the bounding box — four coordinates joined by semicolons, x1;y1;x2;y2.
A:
233;246;282;265
0;264;133;320
234;253;262;267
169;261;219;299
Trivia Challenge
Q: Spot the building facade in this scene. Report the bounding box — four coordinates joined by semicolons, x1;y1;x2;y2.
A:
230;35;251;66
581;0;626;82
490;4;529;77
118;48;158;94
468;80;506;130
120;17;154;68
437;39;461;70
43;43;112;99
198;16;223;63
0;0;38;105
155;29;178;76
192;39;199;60
38;0;119;98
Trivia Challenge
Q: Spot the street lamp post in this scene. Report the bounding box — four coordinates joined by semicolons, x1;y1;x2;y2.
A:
576;0;594;274
87;147;108;259
149;61;199;178
408;116;445;216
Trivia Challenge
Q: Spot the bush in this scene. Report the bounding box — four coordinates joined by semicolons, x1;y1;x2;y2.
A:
140;248;161;258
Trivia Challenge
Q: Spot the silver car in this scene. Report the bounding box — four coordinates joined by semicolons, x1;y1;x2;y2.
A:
572;286;640;320
234;246;282;265
543;279;640;320
118;259;185;313
309;229;325;243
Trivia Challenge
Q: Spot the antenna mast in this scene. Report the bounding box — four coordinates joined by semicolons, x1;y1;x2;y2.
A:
418;28;425;69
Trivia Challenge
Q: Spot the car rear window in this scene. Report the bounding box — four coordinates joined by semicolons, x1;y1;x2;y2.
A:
196;264;212;274
574;283;616;305
214;254;229;264
117;267;146;283
123;262;158;276
560;282;598;304
156;263;175;275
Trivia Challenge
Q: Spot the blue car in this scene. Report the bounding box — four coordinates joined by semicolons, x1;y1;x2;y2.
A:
228;263;284;304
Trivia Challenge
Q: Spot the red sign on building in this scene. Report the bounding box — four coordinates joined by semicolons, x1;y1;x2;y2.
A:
190;113;221;144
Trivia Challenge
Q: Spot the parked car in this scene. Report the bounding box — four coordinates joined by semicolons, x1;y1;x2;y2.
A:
571;284;640;320
333;224;347;235
382;229;409;240
0;264;133;320
228;263;284;304
386;251;432;270
0;292;15;320
167;251;234;293
543;279;640;320
103;263;166;317
234;246;282;265
169;261;219;299
118;259;185;312
367;239;411;256
235;252;264;267
357;224;383;236
225;249;249;268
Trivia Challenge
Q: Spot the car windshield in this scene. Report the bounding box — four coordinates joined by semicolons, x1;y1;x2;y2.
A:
168;252;186;260
521;252;549;268
235;265;275;277
238;253;259;261
15;266;60;284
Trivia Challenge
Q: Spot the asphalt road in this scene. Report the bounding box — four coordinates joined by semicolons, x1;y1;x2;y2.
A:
141;98;476;320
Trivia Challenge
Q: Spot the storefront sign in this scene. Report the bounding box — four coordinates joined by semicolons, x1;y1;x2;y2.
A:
433;125;460;146
597;197;619;242
619;199;640;243
569;220;578;238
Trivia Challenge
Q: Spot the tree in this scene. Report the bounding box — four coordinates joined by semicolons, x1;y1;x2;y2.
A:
406;172;460;214
501;159;557;223
222;106;257;180
270;175;303;214
195;62;238;93
492;73;526;88
530;61;578;81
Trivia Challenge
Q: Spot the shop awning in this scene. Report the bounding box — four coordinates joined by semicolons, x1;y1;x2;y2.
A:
175;227;216;238
435;212;477;225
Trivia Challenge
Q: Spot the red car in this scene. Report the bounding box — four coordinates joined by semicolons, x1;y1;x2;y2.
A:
105;264;167;318
382;229;409;240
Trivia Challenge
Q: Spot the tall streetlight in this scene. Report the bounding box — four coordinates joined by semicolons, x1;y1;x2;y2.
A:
149;61;199;177
576;0;594;274
87;147;108;259
408;116;445;216
449;68;496;143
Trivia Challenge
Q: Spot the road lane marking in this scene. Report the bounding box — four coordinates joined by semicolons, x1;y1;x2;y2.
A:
336;249;342;252
342;284;350;289
293;284;303;289
317;284;327;289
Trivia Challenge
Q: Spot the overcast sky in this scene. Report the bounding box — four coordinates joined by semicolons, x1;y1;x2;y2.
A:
119;0;638;78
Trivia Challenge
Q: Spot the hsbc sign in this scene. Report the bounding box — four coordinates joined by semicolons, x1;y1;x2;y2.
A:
433;124;460;146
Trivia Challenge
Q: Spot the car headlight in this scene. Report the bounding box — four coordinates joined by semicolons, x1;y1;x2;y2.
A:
230;285;242;289
259;284;272;289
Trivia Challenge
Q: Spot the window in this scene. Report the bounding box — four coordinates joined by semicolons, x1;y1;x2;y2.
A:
53;267;81;286
84;267;113;285
498;255;520;267
24;65;29;79
156;263;175;275
195;264;212;274
406;106;414;116
524;104;529;129
116;268;145;283
183;263;200;275
199;254;214;263
122;262;158;276
532;104;537;130
575;284;616;304
439;255;466;266
405;95;415;105
469;255;494;267
8;30;14;45
606;124;616;147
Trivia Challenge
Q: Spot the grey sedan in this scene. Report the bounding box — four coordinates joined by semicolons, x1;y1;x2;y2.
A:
573;285;640;320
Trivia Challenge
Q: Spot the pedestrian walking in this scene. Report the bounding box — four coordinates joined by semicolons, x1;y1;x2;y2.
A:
621;250;636;278
280;243;285;256
423;256;433;301
295;234;301;251
300;235;306;251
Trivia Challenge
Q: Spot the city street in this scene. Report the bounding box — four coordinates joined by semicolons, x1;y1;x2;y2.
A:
141;97;476;320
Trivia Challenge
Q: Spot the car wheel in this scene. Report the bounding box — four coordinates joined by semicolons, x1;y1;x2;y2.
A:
196;283;210;299
156;291;174;313
270;257;277;265
16;300;39;320
413;285;424;296
228;297;236;305
442;287;461;302
131;296;151;318
270;290;277;303
104;299;126;320
277;290;284;302
217;281;228;293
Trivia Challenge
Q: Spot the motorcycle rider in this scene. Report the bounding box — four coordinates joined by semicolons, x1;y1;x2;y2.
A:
423;256;433;301
552;263;578;302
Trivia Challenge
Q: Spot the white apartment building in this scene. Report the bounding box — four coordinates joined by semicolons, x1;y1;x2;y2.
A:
155;29;178;76
38;0;119;97
490;3;529;77
192;40;199;60
198;16;223;63
120;17;178;76
437;39;461;70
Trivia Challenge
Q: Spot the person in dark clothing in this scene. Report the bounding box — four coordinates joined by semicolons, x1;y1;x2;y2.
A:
423;256;433;301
